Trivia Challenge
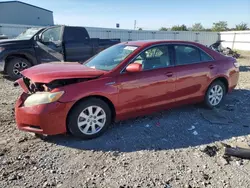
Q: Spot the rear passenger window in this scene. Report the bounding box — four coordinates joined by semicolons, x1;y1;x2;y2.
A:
200;50;213;61
63;27;89;42
174;45;200;65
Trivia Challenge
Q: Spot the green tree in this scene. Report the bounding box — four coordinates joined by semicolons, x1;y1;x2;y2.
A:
235;22;248;30
191;23;205;31
171;24;188;31
159;27;168;31
138;28;143;30
205;28;212;32
212;21;228;31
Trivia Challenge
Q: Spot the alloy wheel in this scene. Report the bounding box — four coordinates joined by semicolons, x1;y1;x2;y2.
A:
13;61;28;75
208;85;223;106
77;105;106;135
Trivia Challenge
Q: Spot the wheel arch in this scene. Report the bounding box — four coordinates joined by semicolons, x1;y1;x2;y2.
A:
208;76;229;93
66;95;116;132
4;53;36;72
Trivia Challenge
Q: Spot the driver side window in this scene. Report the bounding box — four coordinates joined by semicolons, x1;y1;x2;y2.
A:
133;45;171;71
41;27;62;43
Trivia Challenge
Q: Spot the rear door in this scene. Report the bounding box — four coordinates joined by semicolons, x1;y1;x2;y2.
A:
63;27;93;62
117;44;176;116
34;26;64;63
172;44;215;103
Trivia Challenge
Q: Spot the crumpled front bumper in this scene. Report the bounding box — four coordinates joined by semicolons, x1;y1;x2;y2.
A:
15;92;75;135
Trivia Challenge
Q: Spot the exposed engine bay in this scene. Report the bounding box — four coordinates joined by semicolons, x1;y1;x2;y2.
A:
15;76;95;93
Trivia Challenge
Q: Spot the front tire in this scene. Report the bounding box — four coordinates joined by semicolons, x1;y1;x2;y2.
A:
6;57;32;80
67;98;112;139
204;80;226;108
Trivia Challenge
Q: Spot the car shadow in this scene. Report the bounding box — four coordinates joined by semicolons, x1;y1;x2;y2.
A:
45;89;250;152
1;73;15;81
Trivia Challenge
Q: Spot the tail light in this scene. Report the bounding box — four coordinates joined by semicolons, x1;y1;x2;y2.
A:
233;61;239;68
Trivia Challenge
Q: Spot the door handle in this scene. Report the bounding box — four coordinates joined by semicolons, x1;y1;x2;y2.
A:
209;64;215;69
165;72;173;77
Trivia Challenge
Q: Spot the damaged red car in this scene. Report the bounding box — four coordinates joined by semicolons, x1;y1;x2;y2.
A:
15;40;239;139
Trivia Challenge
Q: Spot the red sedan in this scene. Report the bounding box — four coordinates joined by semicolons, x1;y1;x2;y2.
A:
15;40;239;139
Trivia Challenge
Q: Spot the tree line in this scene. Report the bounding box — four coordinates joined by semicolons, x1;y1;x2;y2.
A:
151;21;249;32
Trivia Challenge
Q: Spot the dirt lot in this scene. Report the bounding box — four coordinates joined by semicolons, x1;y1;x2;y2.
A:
1;54;250;188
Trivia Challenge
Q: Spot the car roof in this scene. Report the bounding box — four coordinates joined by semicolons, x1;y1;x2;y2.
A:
121;40;225;60
123;40;203;47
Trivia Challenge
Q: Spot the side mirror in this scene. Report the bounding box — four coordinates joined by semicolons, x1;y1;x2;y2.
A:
126;63;142;73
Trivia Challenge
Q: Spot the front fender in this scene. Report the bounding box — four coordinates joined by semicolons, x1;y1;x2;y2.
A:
58;76;119;108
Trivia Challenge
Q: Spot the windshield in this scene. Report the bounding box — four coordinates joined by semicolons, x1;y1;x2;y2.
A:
16;28;42;40
85;44;138;71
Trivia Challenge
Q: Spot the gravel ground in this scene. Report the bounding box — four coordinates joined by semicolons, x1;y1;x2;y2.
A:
0;54;250;188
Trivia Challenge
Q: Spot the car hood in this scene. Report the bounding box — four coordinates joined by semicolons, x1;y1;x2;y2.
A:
21;62;106;83
0;38;32;47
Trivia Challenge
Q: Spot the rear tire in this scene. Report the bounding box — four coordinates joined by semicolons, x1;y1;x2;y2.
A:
67;98;112;139
204;80;226;108
6;57;32;80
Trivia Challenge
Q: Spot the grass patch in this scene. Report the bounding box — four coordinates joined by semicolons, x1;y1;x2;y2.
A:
235;50;250;56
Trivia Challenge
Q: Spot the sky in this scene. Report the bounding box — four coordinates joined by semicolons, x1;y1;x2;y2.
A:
4;0;250;30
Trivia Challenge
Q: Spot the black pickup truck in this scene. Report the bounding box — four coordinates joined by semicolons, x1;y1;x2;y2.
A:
0;26;120;79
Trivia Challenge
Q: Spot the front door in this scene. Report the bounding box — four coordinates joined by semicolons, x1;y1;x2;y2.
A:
116;44;176;117
34;26;64;63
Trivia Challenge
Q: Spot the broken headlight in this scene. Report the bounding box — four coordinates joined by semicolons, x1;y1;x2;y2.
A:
23;91;64;107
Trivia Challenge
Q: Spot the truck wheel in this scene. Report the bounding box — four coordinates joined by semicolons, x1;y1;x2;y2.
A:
6;57;32;80
67;98;112;139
